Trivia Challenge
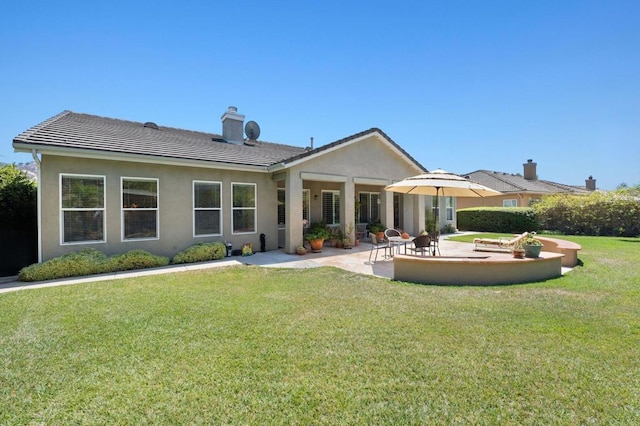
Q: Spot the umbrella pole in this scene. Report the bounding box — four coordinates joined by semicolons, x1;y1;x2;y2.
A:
433;187;440;255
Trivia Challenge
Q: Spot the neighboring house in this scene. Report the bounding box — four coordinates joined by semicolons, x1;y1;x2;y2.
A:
13;107;430;262
457;159;596;209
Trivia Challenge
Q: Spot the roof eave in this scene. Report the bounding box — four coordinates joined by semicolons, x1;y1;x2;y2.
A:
13;143;270;173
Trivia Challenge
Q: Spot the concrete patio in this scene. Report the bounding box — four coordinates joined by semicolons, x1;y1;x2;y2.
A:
1;234;572;293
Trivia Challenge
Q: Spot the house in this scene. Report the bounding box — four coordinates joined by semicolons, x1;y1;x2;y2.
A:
13;107;432;262
457;159;596;209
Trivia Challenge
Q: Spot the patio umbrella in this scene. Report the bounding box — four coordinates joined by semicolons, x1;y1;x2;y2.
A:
384;169;501;252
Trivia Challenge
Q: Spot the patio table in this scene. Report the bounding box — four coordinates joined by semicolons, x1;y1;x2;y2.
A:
387;236;414;256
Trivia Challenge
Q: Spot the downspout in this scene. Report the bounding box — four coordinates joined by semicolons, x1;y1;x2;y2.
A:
31;149;42;263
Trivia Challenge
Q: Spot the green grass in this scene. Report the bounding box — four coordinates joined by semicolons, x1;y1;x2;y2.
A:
1;236;639;423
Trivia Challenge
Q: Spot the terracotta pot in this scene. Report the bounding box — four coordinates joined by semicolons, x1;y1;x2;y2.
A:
376;231;385;241
296;247;307;255
308;239;324;252
512;249;525;259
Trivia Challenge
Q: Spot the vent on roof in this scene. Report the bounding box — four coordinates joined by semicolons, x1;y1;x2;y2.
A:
144;122;159;130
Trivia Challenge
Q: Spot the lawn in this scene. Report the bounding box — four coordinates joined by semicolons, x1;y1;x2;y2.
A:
1;236;639;423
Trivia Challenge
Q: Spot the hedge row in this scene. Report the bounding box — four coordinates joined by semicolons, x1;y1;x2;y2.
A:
457;192;640;237
534;192;640;237
18;242;227;282
456;207;539;233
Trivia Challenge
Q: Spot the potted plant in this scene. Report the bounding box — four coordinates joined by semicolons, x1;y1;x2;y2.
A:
512;241;525;259
330;228;344;248
343;222;354;249
305;223;330;252
369;221;385;241
296;245;307;255
522;234;543;258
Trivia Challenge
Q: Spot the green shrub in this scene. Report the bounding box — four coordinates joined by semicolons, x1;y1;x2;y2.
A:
18;248;169;282
172;242;226;264
18;248;109;281
457;207;539;233
535;192;640;237
107;250;169;271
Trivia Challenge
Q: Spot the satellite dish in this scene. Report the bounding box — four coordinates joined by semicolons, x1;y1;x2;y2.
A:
245;121;260;140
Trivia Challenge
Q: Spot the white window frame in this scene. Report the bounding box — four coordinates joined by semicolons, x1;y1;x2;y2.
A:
121;177;159;242
277;188;286;230
193;180;222;237
278;188;310;230
232;182;257;235
59;173;106;245
446;196;455;221
302;189;310;227
322;190;341;226
503;199;518;207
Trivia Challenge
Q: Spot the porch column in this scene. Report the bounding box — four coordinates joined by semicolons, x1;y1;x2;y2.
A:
341;180;355;240
380;190;394;230
285;170;303;253
412;195;425;235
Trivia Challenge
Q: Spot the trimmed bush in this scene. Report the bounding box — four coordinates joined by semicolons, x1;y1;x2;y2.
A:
18;248;169;282
457;207;539;233
172;242;226;264
107;250;170;271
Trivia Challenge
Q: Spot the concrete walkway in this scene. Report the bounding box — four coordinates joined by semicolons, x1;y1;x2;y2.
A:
0;241;399;294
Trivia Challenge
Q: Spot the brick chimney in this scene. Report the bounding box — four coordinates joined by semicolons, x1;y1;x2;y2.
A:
585;175;597;191
221;106;245;145
523;159;537;180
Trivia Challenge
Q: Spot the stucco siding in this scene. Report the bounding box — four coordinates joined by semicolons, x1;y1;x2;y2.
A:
40;155;278;260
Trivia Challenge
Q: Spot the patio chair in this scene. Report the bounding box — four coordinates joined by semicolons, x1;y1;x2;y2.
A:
429;231;441;256
384;228;403;255
473;231;529;252
368;232;391;263
407;234;431;256
356;223;368;241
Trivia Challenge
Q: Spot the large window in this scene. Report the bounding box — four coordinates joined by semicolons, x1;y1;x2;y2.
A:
358;192;380;223
122;177;158;240
322;190;340;225
277;188;309;229
194;181;222;236
60;174;105;244
232;183;256;234
446;196;455;221
503;199;518;207
431;196;440;219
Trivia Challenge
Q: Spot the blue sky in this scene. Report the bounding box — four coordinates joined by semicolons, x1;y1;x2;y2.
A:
1;0;638;189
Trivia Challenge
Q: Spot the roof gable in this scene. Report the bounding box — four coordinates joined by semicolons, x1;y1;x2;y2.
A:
275;127;426;173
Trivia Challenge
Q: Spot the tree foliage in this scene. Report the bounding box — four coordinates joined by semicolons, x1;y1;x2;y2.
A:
534;192;640;237
0;164;37;227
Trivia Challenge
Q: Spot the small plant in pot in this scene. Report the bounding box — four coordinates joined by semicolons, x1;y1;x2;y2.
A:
522;234;543;258
296;245;307;255
512;241;525;259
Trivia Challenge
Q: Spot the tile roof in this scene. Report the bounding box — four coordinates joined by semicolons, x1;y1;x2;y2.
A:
462;170;591;195
14;111;427;174
13;111;308;168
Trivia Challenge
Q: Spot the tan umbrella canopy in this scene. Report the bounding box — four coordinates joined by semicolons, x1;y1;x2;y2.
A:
384;169;502;197
385;169;501;252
